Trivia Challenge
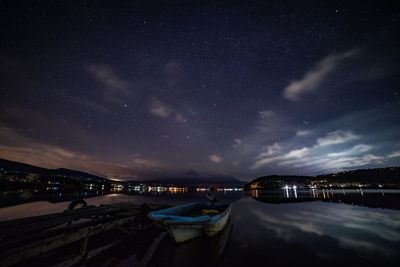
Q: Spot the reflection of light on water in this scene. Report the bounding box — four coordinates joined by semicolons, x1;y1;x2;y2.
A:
293;185;297;198
311;188;316;198
284;185;289;198
105;193;119;197
251;189;259;198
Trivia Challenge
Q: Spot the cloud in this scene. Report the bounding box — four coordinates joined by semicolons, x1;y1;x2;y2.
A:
149;98;187;123
128;156;169;170
174;113;188;123
327;144;372;157
164;61;181;87
149;98;173;118
285;147;310;158
0;125;171;179
209;154;223;163
312;154;384;170
316;130;360;147
0;106;99;150
228;106;399;177
258;143;281;157
250;129;384;171
259;110;275;119
224;110;297;173
85;63;130;104
388;150;400;158
296;130;311;136
251;147;309;169
232;138;243;148
283;49;359;101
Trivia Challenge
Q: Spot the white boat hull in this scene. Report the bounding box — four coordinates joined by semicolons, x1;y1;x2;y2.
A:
168;225;204;243
204;206;231;237
148;203;232;243
167;207;231;242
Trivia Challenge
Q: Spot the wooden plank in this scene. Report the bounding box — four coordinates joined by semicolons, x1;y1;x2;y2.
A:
51;240;122;267
0;216;135;267
0;213;134;251
0;203;165;239
139;232;167;267
0;205;135;238
0;203;136;227
0;203;136;226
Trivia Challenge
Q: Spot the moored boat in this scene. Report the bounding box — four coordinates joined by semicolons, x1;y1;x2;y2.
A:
148;203;231;243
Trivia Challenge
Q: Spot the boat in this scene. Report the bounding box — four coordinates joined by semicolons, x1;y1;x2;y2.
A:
148;203;231;243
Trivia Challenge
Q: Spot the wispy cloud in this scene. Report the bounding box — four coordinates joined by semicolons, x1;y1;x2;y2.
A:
316;130;360;147
231;110;300;159
149;98;187;123
259;110;275;119
85;63;131;104
296;130;311;136
149;98;173;118
0;125;170;179
209;154;223;163
164;61;182;87
283;49;359;101
128;155;169;170
327;144;372;158
388;150;400;158
251;147;309;169
258;143;282;157
0;106;99;149
250;129;382;171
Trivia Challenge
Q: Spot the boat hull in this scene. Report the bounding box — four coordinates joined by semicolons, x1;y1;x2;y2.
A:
168;224;204;243
148;203;231;243
204;205;231;237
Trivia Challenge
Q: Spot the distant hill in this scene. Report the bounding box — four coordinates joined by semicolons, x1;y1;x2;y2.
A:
317;167;400;183
0;158;49;175
144;175;245;186
243;175;311;190
0;158;244;186
52;168;108;181
244;167;400;190
0;158;108;182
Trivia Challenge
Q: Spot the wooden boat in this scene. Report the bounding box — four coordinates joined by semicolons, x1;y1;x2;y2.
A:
148;203;231;243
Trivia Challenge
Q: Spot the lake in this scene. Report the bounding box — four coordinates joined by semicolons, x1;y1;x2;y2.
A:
1;189;399;266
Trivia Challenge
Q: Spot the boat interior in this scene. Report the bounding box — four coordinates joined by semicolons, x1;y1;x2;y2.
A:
158;203;229;218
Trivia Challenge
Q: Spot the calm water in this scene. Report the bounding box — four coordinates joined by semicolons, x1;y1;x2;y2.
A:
1;189;400;266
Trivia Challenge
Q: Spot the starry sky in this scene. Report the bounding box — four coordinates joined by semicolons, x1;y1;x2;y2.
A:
0;1;399;181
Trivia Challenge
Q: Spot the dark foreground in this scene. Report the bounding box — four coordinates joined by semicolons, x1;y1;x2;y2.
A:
0;189;399;266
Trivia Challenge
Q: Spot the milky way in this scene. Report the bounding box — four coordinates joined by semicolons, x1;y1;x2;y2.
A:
0;1;399;180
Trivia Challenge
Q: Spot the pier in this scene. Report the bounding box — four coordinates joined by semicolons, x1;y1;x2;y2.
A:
0;201;170;267
0;201;233;267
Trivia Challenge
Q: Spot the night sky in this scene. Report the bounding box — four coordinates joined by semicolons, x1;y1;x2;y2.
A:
1;1;399;181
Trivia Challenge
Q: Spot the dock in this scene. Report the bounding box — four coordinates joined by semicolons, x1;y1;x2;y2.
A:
0;201;170;267
0;200;233;267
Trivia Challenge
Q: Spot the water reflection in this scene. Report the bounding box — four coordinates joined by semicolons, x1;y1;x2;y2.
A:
1;190;399;266
249;189;400;210
223;196;400;267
